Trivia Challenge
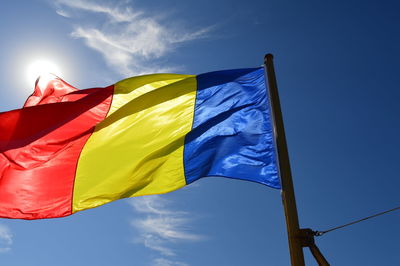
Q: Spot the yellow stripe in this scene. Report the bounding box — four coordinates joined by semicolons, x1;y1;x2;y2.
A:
72;74;196;212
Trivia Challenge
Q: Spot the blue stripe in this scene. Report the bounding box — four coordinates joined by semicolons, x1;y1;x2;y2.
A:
183;68;280;188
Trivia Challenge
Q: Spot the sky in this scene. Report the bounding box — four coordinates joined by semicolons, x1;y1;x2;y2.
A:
0;0;399;265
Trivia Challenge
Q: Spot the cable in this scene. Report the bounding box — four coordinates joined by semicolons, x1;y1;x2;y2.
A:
314;205;400;236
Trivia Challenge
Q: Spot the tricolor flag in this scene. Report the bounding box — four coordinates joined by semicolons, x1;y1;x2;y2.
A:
0;68;279;219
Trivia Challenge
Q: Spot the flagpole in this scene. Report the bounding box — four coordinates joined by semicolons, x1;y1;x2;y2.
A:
264;54;305;266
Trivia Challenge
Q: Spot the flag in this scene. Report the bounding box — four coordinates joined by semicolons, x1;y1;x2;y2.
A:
0;68;279;219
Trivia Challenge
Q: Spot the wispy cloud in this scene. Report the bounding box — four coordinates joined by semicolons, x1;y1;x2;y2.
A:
55;9;70;18
152;258;189;266
129;195;203;264
56;0;142;23
53;0;213;76
0;224;12;253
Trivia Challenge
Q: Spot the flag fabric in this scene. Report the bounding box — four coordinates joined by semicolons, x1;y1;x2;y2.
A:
0;68;279;220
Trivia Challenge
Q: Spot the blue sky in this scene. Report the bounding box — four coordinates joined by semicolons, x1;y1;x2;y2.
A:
0;0;399;265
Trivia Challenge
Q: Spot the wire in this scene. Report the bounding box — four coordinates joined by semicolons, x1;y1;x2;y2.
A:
314;205;400;236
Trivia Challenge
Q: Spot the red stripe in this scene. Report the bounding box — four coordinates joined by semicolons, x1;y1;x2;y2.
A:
24;74;79;107
0;76;113;219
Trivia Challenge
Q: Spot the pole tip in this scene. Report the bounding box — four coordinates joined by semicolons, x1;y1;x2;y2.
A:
264;53;274;60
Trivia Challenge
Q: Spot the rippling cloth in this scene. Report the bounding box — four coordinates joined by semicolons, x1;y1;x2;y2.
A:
0;68;279;219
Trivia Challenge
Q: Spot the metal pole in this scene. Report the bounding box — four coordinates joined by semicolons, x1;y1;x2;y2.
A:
264;54;305;266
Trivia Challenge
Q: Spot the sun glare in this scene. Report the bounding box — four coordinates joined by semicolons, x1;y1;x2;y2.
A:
27;60;62;85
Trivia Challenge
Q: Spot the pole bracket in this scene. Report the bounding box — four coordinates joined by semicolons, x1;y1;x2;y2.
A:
299;228;330;266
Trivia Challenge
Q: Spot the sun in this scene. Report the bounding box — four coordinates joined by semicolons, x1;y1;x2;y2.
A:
27;60;63;85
